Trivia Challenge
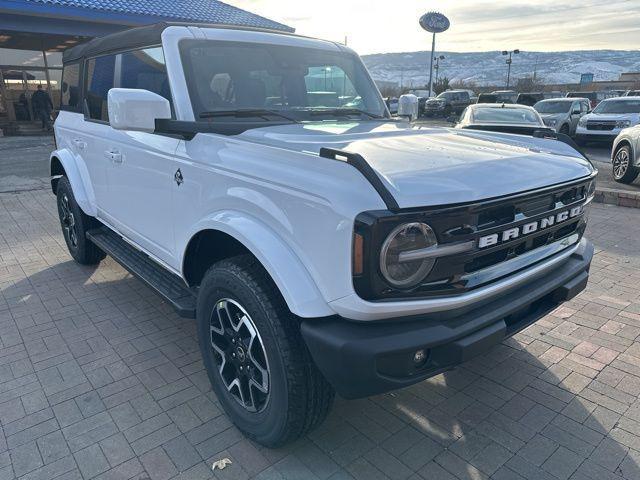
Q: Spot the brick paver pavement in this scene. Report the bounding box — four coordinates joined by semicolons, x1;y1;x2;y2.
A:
1;189;640;480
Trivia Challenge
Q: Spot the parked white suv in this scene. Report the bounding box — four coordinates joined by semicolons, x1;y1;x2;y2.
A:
52;23;596;446
575;97;640;144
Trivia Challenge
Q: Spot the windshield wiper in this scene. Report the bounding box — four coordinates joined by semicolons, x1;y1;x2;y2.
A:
308;108;385;119
199;109;298;123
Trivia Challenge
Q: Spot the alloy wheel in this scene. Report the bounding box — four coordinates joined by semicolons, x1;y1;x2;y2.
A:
210;299;270;413
60;193;78;249
613;148;630;180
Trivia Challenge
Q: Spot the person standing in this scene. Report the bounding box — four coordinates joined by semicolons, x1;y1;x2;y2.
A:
31;84;54;131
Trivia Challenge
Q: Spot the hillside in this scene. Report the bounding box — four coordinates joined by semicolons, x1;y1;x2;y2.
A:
361;50;640;88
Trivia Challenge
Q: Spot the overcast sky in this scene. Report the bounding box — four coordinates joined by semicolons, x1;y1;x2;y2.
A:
227;0;640;55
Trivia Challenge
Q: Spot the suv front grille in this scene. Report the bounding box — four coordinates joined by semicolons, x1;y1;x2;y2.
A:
586;121;616;131
429;181;589;290
353;178;591;301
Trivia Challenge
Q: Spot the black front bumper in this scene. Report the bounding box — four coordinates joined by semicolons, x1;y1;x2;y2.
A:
575;133;617;143
301;239;593;399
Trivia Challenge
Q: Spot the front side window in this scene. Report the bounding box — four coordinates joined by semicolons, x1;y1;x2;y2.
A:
60;62;81;110
119;47;172;106
85;55;115;121
180;39;387;122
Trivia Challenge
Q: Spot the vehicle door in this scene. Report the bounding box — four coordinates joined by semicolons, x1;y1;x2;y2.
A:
454;92;468;113
55;62;109;208
102;47;181;266
78;54;118;217
567;101;581;133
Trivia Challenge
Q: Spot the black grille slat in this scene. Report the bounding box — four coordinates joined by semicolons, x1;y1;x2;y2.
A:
586;121;616;131
515;194;554;217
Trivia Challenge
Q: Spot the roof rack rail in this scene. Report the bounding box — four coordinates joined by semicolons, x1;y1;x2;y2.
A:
319;147;399;211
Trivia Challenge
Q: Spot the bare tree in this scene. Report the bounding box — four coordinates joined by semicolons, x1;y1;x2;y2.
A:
450;79;478;92
515;76;545;92
434;77;450;95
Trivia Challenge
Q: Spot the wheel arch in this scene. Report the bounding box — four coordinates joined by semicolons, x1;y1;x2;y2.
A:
49;149;97;216
613;138;636;166
181;215;334;319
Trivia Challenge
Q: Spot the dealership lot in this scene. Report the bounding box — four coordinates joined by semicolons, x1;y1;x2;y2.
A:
0;189;638;479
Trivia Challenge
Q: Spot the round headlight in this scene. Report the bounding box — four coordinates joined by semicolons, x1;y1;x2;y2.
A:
380;222;437;288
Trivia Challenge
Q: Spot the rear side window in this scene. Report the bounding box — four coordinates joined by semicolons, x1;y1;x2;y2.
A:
119;47;172;106
85;55;116;121
60;63;81;111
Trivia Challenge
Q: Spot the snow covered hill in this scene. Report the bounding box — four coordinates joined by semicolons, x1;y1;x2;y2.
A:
361;50;640;88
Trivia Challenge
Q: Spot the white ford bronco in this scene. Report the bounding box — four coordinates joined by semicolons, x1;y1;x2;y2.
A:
51;23;596;446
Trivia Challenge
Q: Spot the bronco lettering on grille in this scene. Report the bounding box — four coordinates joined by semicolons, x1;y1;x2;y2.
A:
478;205;583;249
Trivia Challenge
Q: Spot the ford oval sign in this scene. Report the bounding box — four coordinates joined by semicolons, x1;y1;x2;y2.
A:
419;12;450;34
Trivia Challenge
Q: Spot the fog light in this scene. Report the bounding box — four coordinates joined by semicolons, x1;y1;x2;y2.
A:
413;349;427;365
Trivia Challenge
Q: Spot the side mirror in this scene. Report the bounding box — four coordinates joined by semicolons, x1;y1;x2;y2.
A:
108;88;171;133
572;109;581;115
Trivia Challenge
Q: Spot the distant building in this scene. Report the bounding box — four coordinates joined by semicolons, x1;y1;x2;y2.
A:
0;0;292;133
619;72;640;83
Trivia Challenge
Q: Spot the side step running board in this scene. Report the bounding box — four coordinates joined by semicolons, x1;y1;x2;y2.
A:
87;227;197;318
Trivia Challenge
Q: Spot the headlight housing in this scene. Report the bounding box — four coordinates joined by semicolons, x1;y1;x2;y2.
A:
545;118;557;126
578;117;588;127
616;120;631;129
586;179;596;204
379;222;437;288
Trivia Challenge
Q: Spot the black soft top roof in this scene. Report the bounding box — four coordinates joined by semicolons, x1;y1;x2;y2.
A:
62;22;298;63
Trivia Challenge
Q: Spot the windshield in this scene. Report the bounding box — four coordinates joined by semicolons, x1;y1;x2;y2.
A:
534;101;572;114
180;39;387;122
472;107;542;125
593;99;640;114
436;92;454;100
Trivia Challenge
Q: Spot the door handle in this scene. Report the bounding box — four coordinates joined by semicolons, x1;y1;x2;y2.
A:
104;150;123;164
73;139;86;150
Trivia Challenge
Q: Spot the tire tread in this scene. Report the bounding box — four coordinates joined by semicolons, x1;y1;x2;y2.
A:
200;255;334;446
56;176;105;265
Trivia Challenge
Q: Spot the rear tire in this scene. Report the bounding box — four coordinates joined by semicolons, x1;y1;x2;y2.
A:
56;176;105;265
196;255;335;447
612;145;639;184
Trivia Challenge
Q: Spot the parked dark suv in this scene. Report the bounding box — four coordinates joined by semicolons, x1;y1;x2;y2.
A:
424;90;471;117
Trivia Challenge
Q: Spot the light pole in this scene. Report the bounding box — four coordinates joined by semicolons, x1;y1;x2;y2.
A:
502;49;520;89
434;55;445;87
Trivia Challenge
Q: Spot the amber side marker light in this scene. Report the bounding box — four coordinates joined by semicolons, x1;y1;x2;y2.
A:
353;233;364;276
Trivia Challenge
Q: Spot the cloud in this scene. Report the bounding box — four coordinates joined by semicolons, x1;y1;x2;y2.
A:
224;0;640;54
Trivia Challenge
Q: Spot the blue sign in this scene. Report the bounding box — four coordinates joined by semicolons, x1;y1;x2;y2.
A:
580;73;594;85
419;12;450;34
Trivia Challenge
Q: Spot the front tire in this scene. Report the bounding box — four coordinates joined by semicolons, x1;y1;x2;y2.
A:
612;145;639;184
56;176;105;265
197;255;334;447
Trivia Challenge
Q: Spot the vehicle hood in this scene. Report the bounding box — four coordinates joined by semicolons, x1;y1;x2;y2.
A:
540;113;567;122
237;121;595;209
584;112;640;122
